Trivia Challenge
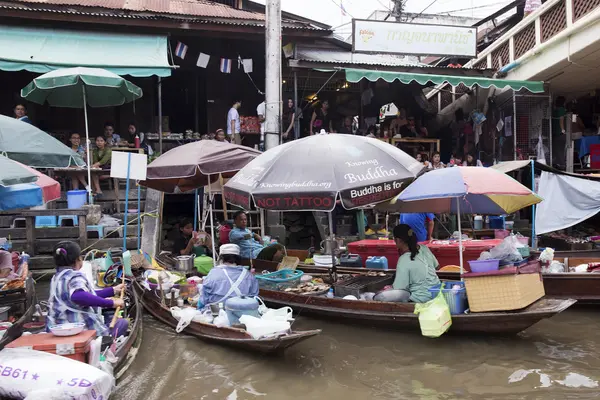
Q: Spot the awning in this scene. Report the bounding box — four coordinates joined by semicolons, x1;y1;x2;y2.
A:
345;68;544;93
0;25;172;77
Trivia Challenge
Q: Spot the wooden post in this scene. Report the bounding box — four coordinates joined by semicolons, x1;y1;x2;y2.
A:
79;214;87;251
25;216;35;255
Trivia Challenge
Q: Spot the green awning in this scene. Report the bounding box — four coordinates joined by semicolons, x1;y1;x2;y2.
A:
345;68;544;93
0;25;172;77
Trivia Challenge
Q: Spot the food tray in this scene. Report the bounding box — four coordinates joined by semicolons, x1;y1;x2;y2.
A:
333;275;393;298
256;269;304;291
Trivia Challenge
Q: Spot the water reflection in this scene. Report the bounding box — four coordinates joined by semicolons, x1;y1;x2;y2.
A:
115;308;600;399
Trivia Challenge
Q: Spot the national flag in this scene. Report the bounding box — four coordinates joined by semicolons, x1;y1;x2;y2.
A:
175;42;188;59
196;53;210;68
242;59;253;74
220;58;232;73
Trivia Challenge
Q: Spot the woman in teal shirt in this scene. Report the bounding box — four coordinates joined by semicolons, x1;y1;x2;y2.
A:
374;224;440;303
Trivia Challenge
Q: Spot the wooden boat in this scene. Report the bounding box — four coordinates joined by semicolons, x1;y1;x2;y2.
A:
259;288;576;335
0;277;35;350
113;283;143;379
250;249;600;304
132;279;321;354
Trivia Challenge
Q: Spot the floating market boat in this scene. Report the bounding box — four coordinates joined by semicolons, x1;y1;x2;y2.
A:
132;279;321;354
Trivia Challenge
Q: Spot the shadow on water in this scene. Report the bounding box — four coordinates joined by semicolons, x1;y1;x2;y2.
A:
114;306;600;400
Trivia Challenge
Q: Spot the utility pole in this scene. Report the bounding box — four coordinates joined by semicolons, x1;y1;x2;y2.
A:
391;0;405;21
265;0;282;150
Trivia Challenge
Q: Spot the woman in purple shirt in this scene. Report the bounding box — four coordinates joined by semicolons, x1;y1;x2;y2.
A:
46;241;127;337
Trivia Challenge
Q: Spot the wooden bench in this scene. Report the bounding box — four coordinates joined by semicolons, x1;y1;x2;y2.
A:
17;209;88;255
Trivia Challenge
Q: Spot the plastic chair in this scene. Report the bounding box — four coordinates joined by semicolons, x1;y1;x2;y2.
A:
58;215;79;227
87;225;104;239
35;216;57;228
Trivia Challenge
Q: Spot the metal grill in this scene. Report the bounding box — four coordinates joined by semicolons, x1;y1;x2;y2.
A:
455;84;470;101
573;0;600;21
515;95;552;162
541;1;567;42
429;93;439;112
491;42;510;70
440;91;453;109
473;58;488;69
514;24;536;60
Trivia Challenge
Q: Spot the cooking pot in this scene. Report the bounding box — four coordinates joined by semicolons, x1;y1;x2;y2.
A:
320;238;344;255
174;254;196;274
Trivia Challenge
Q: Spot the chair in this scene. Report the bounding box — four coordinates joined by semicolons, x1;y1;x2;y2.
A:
11;218;26;229
87;225;104;239
58;215;78;227
35;216;57;228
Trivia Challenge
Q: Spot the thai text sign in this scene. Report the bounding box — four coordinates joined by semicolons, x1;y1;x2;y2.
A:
352;19;477;58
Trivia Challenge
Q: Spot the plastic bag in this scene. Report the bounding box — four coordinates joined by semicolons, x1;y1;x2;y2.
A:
489;235;523;263
538;247;555;263
192;308;213;324
544;260;565;273
170;307;198;333
414;291;452;338
0;348;114;399
261;307;294;322
239;315;290;339
213;309;230;328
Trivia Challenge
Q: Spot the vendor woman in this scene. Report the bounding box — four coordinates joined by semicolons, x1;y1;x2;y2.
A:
374;224;440;303
229;211;284;262
46;241;127;337
172;218;214;274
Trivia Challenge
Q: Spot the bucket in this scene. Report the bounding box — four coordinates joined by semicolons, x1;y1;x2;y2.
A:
225;296;260;325
474;216;483;230
67;190;87;209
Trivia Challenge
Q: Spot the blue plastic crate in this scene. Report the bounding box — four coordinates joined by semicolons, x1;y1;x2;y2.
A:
429;281;468;315
35;216;57;228
489;216;505;229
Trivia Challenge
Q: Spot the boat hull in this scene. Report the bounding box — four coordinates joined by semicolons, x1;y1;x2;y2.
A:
260;289;576;335
133;280;320;354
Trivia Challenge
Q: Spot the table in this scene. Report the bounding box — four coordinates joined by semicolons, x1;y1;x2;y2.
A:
391;138;440;155
111;147;145;154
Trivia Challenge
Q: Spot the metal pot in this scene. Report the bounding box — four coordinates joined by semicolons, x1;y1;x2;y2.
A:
320;239;343;255
174;254;196;274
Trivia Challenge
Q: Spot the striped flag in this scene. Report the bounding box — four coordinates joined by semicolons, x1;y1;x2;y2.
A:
220;58;232;73
175;42;188;59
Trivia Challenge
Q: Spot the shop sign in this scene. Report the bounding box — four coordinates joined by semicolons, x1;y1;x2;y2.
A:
352;19;477;58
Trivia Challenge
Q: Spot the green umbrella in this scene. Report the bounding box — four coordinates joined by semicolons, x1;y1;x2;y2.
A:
0;154;39;187
0;115;84;168
21;67;143;203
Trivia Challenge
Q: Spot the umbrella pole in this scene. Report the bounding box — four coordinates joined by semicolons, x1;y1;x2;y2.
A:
457;198;463;280
82;85;93;205
123;153;131;251
207;174;217;263
329;211;337;282
137;182;141;249
193;189;198;231
531;159;536;248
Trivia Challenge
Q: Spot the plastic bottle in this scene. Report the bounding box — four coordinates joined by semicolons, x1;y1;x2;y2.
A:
326;288;334;299
134;134;140;148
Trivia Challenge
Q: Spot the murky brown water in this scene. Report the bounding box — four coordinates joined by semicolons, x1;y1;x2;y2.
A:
113;308;600;400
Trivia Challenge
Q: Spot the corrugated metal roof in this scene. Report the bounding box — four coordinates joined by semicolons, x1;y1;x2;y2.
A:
0;1;326;29
295;47;428;68
10;0;264;20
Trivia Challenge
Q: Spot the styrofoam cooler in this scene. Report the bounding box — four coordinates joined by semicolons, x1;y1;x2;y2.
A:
67;190;87;209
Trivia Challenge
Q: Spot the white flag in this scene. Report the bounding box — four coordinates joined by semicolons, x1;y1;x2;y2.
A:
242;59;253;73
196;53;210;68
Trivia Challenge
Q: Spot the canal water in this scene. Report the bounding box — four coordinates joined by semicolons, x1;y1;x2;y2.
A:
114;307;600;400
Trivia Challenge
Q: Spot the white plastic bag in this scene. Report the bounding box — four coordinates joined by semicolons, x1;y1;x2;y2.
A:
0;348;114;399
170;307;198;333
192;308;214;324
538;247;555;263
261;307;294;322
546;261;566;273
239;315;290;339
213;309;230;328
489;235;523;263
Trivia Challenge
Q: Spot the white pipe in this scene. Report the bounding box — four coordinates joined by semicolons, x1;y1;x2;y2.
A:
82;86;93;205
457;199;463;278
265;0;282;150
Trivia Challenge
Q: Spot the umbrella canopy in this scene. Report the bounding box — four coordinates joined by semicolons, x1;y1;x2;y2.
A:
21;67;142;108
387;167;542;214
0;155;38;186
224;134;424;211
0;157;61;211
142;140;262;193
0;115;84;168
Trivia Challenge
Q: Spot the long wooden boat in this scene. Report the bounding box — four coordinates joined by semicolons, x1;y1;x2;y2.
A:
132;279;321;354
113;283;143;380
259;288;575;335
250;249;600;304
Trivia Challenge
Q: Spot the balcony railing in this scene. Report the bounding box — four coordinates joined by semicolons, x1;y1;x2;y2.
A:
427;0;600;112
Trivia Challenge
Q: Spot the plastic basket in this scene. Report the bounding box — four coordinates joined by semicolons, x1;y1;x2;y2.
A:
517;247;530;257
256;269;304;291
428;281;468;315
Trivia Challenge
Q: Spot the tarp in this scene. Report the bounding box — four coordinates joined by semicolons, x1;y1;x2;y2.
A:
535;171;600;234
0;25;171;77
345;68;545;93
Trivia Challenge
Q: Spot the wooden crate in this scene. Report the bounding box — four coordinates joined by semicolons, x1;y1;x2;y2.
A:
464;273;545;313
